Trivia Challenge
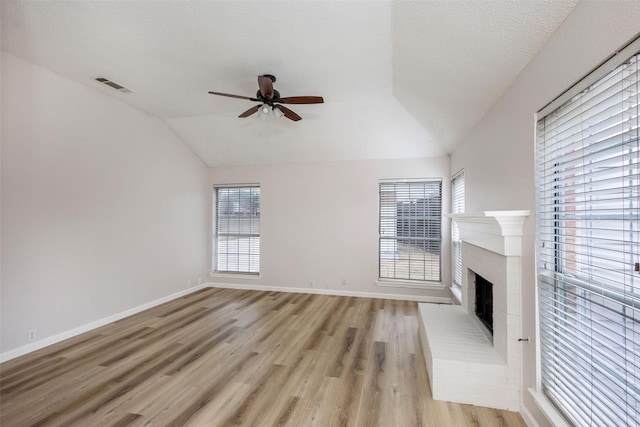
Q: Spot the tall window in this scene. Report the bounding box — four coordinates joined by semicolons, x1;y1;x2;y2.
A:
451;171;465;288
214;186;260;274
379;180;442;282
536;42;639;426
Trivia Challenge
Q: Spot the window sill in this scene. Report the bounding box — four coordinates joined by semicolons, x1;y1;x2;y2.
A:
376;280;445;290
528;388;571;427
209;272;261;280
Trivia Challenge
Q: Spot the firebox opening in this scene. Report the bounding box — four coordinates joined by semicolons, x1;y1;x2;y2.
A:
474;273;493;335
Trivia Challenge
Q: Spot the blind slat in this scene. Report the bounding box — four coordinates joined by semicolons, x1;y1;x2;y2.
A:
536;46;639;426
451;172;465;287
379;180;442;282
214;186;261;274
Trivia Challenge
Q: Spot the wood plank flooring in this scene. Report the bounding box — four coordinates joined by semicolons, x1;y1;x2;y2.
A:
0;288;527;426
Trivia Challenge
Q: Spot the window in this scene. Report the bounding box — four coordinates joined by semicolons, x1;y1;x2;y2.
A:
214;186;260;274
379;180;442;282
451;171;465;288
536;41;639;426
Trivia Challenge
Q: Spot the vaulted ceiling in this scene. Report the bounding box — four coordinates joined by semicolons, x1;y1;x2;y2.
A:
1;1;579;167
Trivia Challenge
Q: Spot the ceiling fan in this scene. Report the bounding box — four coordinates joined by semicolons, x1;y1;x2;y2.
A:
208;75;323;121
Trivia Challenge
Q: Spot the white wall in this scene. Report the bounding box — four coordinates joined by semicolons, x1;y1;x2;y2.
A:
450;1;640;425
209;157;452;301
1;52;210;355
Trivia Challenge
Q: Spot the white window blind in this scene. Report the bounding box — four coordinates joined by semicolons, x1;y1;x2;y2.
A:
214;186;260;274
452;171;465;287
536;46;639;426
379;180;442;282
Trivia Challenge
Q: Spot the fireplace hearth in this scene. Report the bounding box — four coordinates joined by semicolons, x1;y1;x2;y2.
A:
418;210;529;411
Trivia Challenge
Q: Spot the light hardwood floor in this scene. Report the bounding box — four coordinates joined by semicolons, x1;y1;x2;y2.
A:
0;288;527;426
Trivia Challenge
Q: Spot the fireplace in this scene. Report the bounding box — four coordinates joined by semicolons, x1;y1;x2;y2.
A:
418;210;529;411
473;272;493;335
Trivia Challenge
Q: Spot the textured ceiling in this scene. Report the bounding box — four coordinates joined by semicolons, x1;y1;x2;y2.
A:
1;1;579;167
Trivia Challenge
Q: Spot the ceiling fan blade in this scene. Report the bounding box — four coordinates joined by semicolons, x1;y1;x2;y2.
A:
258;75;275;99
275;105;302;121
238;105;260;118
279;96;324;104
208;91;258;101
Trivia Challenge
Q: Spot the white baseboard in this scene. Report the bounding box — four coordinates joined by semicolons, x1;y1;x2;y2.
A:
450;285;463;305
209;282;452;303
1;282;449;363
520;400;542;427
528;388;571;427
0;285;209;363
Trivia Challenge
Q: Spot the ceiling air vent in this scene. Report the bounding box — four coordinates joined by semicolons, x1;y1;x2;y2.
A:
95;77;132;93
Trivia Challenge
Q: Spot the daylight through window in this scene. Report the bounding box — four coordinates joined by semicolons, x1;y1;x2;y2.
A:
451;171;465;288
379;180;442;282
214;186;260;274
536;42;639;426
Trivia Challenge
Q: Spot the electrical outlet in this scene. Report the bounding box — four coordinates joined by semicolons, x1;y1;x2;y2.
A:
341;279;347;286
309;281;315;288
28;329;36;342
186;280;192;288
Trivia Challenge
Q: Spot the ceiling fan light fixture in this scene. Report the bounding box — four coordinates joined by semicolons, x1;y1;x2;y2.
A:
209;75;323;121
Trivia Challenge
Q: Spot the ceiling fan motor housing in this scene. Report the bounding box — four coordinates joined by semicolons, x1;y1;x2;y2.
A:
257;89;281;103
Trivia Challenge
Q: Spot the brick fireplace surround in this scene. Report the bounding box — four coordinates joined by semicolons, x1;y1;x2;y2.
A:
418;211;530;411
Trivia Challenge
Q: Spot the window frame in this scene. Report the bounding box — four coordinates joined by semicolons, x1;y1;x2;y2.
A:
451;170;465;290
535;38;640;426
378;179;443;284
213;184;261;275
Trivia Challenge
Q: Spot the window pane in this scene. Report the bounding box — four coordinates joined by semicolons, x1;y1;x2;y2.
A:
379;181;442;282
214;186;260;274
536;49;639;426
451;172;465;287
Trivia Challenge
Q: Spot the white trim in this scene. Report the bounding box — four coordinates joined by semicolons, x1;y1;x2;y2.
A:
378;177;443;184
210;282;452;303
0;285;209;363
451;169;465;181
212;182;260;189
1;282;451;363
529;388;572;427
446;210;530;256
209;272;262;280
449;285;462;305
519;401;542;427
538;35;640;117
375;280;445;290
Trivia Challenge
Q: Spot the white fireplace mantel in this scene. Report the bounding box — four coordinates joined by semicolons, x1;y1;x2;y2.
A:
446;210;530;256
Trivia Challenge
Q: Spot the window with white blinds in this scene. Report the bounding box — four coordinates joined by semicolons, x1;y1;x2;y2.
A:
451;171;465;288
536;42;639;426
214;186;260;274
379;180;442;282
